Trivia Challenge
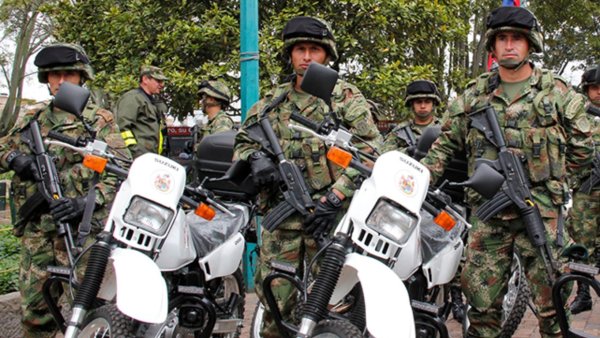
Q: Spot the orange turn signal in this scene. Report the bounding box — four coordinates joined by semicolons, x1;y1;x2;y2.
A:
195;202;216;220
434;210;456;231
327;147;352;168
83;154;108;173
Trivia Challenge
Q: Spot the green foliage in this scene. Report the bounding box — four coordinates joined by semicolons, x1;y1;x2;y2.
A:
529;0;600;73
0;228;20;294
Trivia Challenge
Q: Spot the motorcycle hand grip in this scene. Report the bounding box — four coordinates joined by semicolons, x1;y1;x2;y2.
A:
290;112;320;133
47;130;85;147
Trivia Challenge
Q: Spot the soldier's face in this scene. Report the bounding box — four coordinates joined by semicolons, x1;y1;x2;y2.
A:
412;98;434;117
492;31;529;66
143;75;164;95
290;42;328;75
47;70;82;95
588;84;600;103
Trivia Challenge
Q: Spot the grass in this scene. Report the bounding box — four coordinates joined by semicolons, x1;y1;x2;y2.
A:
0;227;19;294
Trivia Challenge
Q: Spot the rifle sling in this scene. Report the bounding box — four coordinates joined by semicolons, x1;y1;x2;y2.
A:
77;174;99;246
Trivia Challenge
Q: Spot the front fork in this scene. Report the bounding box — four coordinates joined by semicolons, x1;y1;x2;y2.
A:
56;231;112;337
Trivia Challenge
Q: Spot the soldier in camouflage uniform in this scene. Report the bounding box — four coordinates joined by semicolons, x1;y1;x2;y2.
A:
0;43;129;337
197;80;234;138
567;65;600;314
234;16;381;338
420;7;592;337
116;65;169;158
381;79;442;153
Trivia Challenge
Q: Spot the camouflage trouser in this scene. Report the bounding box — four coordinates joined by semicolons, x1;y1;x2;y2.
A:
567;190;600;265
254;215;319;338
19;220;93;338
462;215;571;338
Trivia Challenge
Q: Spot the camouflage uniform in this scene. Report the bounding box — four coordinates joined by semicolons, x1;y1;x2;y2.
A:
199;110;234;138
421;65;591;337
116;66;168;158
381;117;441;153
0;102;128;337
234;79;381;337
568;103;600;265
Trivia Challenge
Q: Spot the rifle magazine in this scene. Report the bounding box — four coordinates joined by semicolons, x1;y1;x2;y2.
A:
262;201;298;232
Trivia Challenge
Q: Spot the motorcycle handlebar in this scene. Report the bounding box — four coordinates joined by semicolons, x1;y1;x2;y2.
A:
47;130;84;147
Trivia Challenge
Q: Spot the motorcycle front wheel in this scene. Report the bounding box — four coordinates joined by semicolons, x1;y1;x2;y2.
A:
250;301;265;338
79;304;136;338
499;252;531;338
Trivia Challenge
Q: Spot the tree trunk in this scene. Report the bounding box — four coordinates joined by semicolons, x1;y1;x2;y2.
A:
0;10;39;136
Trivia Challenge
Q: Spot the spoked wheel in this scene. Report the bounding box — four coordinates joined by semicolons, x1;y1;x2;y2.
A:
312;319;363;338
499;253;531;338
79;304;136;338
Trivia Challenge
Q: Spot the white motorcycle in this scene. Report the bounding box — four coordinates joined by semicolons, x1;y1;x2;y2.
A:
42;83;249;338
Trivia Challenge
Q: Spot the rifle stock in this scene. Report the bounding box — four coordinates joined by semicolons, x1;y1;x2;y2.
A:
469;105;557;282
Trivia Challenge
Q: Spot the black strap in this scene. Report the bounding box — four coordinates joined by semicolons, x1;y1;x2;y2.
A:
76;174;99;246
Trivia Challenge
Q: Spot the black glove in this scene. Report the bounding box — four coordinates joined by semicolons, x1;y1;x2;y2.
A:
7;151;36;181
303;191;343;237
49;197;88;223
249;151;279;187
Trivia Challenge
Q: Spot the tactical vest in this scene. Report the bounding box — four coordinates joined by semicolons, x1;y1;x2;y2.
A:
264;85;342;194
463;70;569;206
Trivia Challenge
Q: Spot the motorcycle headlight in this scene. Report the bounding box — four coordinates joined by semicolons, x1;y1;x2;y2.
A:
366;199;418;244
123;196;174;236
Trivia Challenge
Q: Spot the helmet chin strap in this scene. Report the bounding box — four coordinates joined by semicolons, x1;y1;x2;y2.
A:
499;57;529;71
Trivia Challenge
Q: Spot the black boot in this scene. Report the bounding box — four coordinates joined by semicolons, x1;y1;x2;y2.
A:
450;286;465;323
570;281;592;314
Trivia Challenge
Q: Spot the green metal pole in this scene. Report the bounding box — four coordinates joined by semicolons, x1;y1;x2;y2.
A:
240;0;259;122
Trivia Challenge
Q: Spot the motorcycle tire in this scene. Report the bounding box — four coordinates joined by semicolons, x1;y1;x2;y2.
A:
499;253;530;338
250;301;265;338
79;304;137;338
312;319;363;338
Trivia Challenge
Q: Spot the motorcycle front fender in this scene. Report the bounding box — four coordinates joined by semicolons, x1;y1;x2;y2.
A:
108;248;168;324
330;253;415;338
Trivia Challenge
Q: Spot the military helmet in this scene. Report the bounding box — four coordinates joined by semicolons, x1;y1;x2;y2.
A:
282;16;338;62
34;43;95;83
198;80;231;105
484;6;543;53
581;65;600;93
404;80;442;107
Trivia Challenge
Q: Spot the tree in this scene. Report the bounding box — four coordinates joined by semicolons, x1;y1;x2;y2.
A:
45;0;240;116
0;0;52;136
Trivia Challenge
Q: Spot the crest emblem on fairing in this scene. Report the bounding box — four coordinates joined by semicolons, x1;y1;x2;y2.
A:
399;174;415;195
154;173;172;192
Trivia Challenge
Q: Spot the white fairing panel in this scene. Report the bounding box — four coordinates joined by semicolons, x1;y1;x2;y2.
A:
155;210;196;271
422;240;464;288
110;248;168;323
330;253;415;338
198;233;245;281
392;223;423;280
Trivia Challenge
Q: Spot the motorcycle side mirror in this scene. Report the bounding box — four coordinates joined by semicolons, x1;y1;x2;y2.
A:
300;62;338;109
413;126;441;161
53;82;91;117
450;163;504;199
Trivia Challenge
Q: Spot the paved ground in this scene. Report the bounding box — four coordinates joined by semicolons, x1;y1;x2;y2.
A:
1;287;599;337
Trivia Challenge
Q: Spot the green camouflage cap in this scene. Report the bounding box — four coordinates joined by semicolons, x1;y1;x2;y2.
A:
141;65;169;81
198;80;231;104
34;43;95;83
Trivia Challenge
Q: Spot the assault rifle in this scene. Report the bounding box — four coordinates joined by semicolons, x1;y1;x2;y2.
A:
469;105;557;282
580;153;600;194
246;92;315;231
